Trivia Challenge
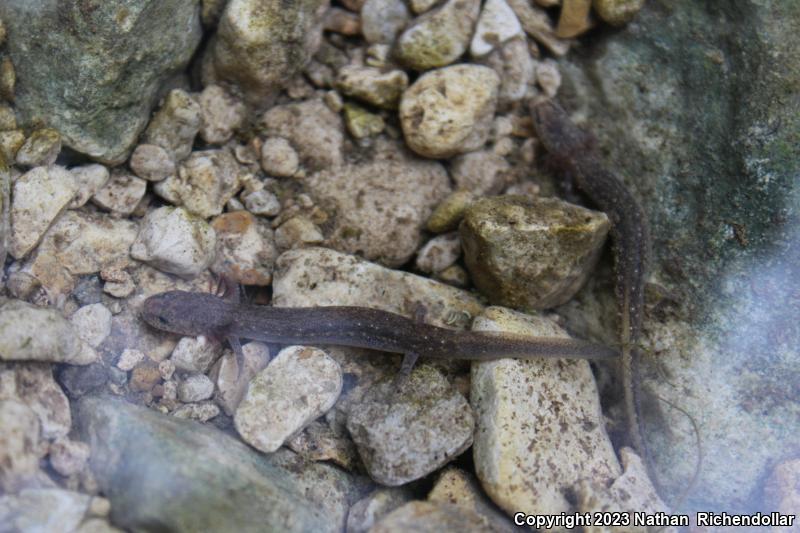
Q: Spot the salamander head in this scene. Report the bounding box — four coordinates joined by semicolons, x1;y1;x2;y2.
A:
141;290;230;337
530;99;595;156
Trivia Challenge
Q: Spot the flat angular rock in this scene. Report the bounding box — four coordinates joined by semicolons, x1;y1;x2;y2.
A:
77;395;363;533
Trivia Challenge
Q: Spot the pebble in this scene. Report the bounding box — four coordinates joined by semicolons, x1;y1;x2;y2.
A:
536;58;562;97
197;84;245;145
9;165;78;259
435;264;470;287
129;144;175;182
141;89;202;162
57;363;108;398
91;171;147;216
15;128;62;167
506;0;570;56
577;448;675;533
460;195;610;309
556;0;593;38
0;300;96;365
116;349;145;372
49;437;90;477
470;0;523;57
170;336;223;374
0;129;25;162
428;467;519;531
415;232;461;274
394;0;481;70
158;360;176;381
242;188;282;217
178;374;215;403
0;489;93;533
343;102;385;139
235;346;343;453
334;65;408;109
450;149;512;195
360;0;410;44
370;501;488;532
214;342;271;416
0;103;15;130
346;488;414;533
69;303;112;348
323;7;361;36
593;0;645;26
203;0;325;107
304;148;450;266
69;164;111;208
273;215;324;250
171;401;220;422
0;400;43;492
426;190;475;233
261;99;344;171
286;419;360;470
347;364;474;485
409;0;439;13
400;64;500;158
130;206;217;276
482;36;534;104
470;307;621;515
260;137;300;178
210;211;277;286
154;149;242;218
2;363;73;440
129;363;162;394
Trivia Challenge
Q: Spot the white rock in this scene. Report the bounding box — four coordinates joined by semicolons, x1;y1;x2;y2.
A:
170;335;223;373
0;300;97;365
14;128;61;167
470;307;621;516
49;437;90;477
260;137;299;178
10;166;77;259
178;374;215;403
234;346;343;453
210;211;277;286
91;172;147;216
470;0;523;57
394;0;481;70
536;58;562;97
360;0;410;44
158;359;176;381
334;66;409;110
155;149;242;218
130;206;217;276
129;144;176;182
242;189;281;216
171;401;220;422
274;216;324;250
415;232;461;274
198;84;245;145
215;342;271;416
141;88;202;162
0;400;42;492
400;65;500;158
0;364;73;441
70;303;112;348
69;164;110;208
116;349;145;372
481;36;534;104
261;99;344;171
449;149;512;195
0;489;92;533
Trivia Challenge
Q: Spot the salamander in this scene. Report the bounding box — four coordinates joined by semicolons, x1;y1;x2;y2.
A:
530;100;651;467
141;290;618;381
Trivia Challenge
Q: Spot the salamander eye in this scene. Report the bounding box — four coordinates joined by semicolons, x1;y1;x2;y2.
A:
157;315;169;325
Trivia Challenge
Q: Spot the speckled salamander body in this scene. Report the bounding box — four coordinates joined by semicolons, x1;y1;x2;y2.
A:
530;101;650;463
141;290;618;373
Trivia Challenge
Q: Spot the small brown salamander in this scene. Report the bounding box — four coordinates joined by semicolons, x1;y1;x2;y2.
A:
530;101;650;465
141;290;617;380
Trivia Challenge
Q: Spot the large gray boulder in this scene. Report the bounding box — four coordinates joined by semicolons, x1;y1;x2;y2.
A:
0;1;202;164
554;0;800;513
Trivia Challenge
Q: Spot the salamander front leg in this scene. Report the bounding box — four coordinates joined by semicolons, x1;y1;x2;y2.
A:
391;351;420;392
227;334;245;380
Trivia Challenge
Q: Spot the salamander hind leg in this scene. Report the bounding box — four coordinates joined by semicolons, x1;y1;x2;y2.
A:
391;352;420;394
